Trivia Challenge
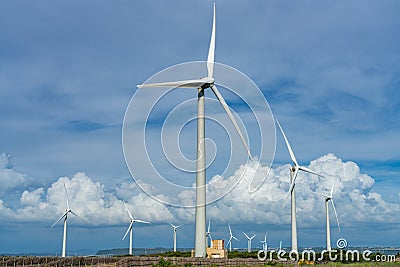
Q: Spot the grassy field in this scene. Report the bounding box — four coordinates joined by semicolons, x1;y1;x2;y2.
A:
317;263;399;267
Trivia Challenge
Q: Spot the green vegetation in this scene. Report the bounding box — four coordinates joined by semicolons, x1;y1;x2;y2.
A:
153;258;173;267
319;263;400;266
151;259;400;267
1;255;398;267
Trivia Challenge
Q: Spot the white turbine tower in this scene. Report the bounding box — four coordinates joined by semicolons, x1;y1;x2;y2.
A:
51;182;86;258
243;232;256;253
226;224;239;252
206;219;213;248
122;204;150;255
137;3;252;257
314;184;340;251
260;232;267;251
170;223;183;252
276;119;324;252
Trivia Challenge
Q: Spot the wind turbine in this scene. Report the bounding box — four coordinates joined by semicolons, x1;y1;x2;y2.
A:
137;3;252;257
243;232;256;252
122;204;150;255
51;182;86;258
276;119;324;252
226;224;239;252
170;223;183;252
260;232;267;251
314;184;340;251
206;219;213;248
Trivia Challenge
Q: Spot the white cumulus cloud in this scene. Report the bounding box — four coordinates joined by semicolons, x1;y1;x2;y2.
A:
0;153;398;232
0;153;33;194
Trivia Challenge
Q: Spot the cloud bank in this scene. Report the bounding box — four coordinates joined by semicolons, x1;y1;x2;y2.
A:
0;152;398;231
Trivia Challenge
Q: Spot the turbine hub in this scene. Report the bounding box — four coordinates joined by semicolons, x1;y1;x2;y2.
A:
201;77;215;87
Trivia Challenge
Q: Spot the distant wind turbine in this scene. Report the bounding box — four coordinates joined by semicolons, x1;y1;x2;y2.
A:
260;232;267;251
276;119;324;252
51;182;86;258
170;223;183;252
137;3;252;257
122;203;150;255
314;184;340;251
243;232;256;252
206;219;213;248
226;224;239;252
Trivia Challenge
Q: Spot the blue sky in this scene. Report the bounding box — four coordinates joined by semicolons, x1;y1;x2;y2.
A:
0;0;399;254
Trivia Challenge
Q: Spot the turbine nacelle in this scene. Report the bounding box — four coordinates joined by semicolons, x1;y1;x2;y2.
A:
200;77;215;88
290;166;296;173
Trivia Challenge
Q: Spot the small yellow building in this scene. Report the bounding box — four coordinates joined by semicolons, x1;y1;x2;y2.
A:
206;240;228;259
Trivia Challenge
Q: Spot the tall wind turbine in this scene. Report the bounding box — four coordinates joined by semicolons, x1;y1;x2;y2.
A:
243;232;256;252
314;184;340;251
137;3;252;257
170;223;183;252
51;182;86;258
226;224;239;252
260;232;267;251
276;119;324;252
122;204;150;255
206;219;213;248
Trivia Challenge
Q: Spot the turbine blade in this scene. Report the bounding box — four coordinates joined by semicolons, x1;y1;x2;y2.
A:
207;2;216;78
312;191;330;199
251;235;256;239
276;119;298;166
176;224;183;229
243;232;250;239
207;219;211;233
288;168;299;194
228;224;232;235
299;166;324;177
70;211;88;224
63;182;70;210
134;219;150;224
330;184;335;198
51;212;67;228
122;222;133;240
330;199;341;232
170;223;176;228
233;236;239;241
124;202;134;220
285;168;299;201
210;84;252;160
137;79;206;89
